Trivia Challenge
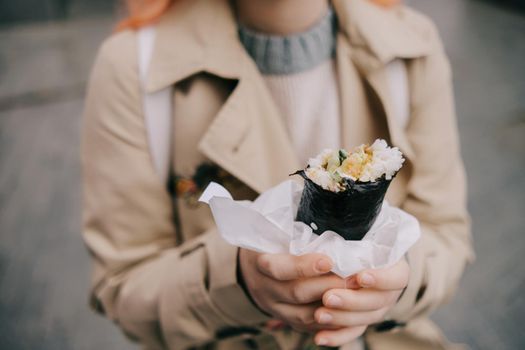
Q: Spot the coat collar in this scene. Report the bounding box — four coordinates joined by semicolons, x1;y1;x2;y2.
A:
332;0;433;73
145;0;434;93
147;0;429;192
145;0;244;93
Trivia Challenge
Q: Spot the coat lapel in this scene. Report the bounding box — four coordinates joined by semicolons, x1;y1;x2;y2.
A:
147;0;298;194
197;60;300;194
333;0;434;162
337;24;416;162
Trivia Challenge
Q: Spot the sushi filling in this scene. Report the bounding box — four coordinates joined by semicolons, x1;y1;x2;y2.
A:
305;139;405;192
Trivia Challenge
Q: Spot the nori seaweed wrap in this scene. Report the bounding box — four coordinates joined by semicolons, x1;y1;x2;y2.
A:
294;139;404;241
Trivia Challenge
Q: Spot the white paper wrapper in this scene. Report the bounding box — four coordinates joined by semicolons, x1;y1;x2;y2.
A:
199;180;421;278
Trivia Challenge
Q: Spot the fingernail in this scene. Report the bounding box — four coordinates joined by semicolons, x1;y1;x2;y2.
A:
326;294;343;307
346;276;360;289
318;312;333;324
317;337;328;346
315;259;332;273
360;272;375;286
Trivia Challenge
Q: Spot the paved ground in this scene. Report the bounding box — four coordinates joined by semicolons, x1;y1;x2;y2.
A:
0;0;524;349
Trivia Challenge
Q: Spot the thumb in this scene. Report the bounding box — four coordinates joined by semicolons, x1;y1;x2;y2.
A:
357;259;409;290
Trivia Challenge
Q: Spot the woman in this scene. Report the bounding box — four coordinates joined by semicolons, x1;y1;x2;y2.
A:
82;0;474;349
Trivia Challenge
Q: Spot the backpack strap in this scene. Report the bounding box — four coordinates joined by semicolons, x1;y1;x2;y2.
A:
385;59;410;130
137;26;173;185
138;26;184;243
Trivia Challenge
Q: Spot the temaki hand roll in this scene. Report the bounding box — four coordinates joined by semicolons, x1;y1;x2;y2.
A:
294;139;405;240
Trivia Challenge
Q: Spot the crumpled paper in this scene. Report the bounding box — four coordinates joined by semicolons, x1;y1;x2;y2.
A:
199;180;421;278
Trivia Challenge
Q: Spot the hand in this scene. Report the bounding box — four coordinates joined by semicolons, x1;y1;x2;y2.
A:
313;258;410;347
239;249;346;332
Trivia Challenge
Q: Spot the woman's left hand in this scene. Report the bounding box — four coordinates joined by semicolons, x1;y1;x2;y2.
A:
313;258;410;347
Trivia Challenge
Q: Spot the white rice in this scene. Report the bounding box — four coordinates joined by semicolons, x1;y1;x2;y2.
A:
304;139;404;192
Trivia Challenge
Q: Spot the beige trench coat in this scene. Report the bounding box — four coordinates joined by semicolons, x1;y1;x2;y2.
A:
82;0;474;349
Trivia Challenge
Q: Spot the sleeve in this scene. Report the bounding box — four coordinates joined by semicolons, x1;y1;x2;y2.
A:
385;28;475;322
81;34;269;350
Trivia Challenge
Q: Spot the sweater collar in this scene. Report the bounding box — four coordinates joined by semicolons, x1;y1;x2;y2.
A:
237;7;337;75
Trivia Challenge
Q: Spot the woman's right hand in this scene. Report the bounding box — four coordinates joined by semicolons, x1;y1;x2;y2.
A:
238;248;347;332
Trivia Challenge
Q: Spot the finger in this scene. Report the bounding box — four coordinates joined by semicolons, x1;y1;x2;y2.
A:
274;303;341;332
322;289;399;311
265;319;285;331
346;275;361;290
315;326;367;347
276;274;346;304
273;302;317;327
315;306;388;327
256;253;333;281
290;322;341;333
357;259;409;290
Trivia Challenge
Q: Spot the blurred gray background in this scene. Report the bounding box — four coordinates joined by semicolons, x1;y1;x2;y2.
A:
0;0;524;349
